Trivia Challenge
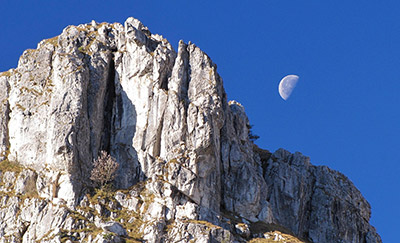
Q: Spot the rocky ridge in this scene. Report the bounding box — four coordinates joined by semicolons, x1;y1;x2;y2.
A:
0;17;381;242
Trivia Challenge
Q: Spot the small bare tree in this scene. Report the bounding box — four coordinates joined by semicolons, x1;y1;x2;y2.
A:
90;151;119;188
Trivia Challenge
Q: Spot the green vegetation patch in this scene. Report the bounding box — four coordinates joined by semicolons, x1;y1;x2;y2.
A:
45;36;59;47
0;159;23;173
0;70;13;78
75;183;148;241
248;238;276;243
186;219;222;230
248;231;306;243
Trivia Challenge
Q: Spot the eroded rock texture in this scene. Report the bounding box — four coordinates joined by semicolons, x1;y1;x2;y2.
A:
0;17;381;242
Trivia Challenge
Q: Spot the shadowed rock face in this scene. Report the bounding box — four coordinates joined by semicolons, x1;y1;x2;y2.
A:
0;17;381;242
263;149;379;242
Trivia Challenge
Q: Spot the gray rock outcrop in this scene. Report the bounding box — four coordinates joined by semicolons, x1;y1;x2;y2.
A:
263;149;379;242
0;17;381;242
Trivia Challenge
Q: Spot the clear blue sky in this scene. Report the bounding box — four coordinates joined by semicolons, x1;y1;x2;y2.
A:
1;1;398;241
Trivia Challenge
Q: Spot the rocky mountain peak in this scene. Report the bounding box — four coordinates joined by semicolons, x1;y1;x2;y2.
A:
0;17;381;242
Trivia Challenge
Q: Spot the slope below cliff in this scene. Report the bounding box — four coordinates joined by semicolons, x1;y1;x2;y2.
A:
0;17;381;243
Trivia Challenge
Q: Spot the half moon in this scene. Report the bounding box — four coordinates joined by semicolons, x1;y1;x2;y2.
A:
278;75;299;100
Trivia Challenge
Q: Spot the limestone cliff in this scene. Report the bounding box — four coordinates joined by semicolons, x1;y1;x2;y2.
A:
0;17;381;243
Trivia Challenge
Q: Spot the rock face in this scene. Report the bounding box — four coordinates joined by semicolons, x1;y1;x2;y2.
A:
264;149;379;242
0;17;381;242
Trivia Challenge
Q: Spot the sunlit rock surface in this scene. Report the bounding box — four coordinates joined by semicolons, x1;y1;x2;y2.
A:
0;17;381;242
